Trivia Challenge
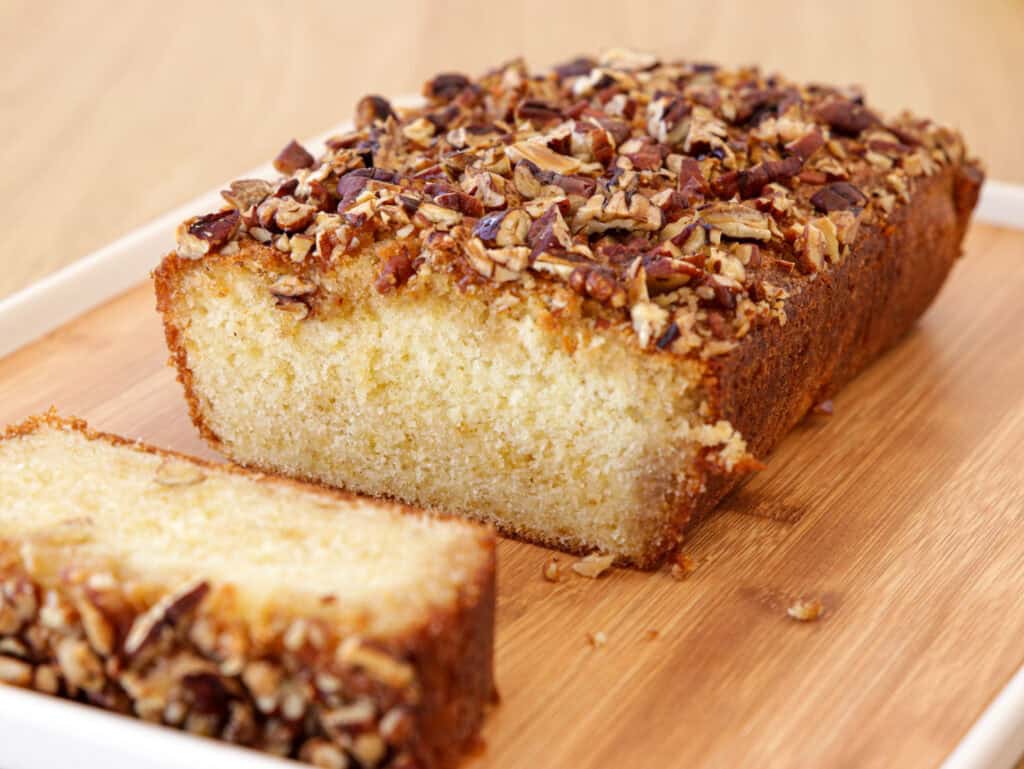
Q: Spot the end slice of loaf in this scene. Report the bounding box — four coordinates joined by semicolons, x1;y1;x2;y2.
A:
0;413;495;769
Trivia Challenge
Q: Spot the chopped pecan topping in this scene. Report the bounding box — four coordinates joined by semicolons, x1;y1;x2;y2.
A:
424;73;471;101
434;190;484;218
568;264;627;307
175;50;974;354
515;100;564;125
785;130;825;161
810;182;867;212
508;141;581;175
528;206;572;258
176;210;240;259
676;157;709;204
735;156;803;199
375;251;415;293
273;140;315;174
701;203;772;241
553;56;596;79
124;580;210;660
221;179;273;211
355;95;395;129
270;275;317;298
814;98;878;137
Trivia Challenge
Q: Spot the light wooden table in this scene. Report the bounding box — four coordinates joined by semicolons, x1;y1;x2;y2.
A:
2;0;1022;302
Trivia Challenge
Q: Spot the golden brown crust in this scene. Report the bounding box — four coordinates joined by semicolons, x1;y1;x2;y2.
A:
686;161;982;530
0;412;495;768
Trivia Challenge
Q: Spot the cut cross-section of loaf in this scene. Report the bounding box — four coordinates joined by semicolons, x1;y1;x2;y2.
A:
155;51;982;567
0;413;495;769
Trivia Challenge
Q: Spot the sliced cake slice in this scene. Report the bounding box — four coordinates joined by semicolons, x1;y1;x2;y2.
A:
0;413;495;769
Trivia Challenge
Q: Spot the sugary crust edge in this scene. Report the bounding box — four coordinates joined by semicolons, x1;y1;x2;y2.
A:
153;160;981;569
0;412;496;769
687;160;983;527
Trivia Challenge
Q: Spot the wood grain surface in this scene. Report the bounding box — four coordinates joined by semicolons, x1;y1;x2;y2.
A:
2;0;1022;302
0;216;1022;766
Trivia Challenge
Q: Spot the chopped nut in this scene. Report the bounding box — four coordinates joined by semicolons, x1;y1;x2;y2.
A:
572;553;616;579
515;99;564;125
273;139;315;174
77;598;115;657
424;72;470;101
322;698;376;729
379;707;414;745
0;656;32;686
787;598;824;622
811;182;867;213
542;557;562;582
508;141;582;175
352;733;387;768
223;701;257;744
670;554;696;580
276;299;310;321
337;637;414;689
828;210;861;244
497;209;531;247
0;578;37;634
55;638;104;693
402;117;436;147
34;664;60;694
39;589;75;631
154;459;206;487
175;210;240;259
249;226;272;244
289;234;314;263
797;217;839;273
529;251;573;280
865;150;894;171
631;300;670;348
600;47;658;72
270;275;317;298
355;95;395;129
814;98;878;136
267;197;318;233
375;250;415;293
417;202;462;229
568;264;627;307
123;580;209;659
587;631;608;648
242;660;282;712
701;204;772;241
301;739;349;769
221;179;273;211
512;161;543;198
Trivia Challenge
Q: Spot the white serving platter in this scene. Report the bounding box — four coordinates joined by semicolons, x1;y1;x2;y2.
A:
0;117;1021;768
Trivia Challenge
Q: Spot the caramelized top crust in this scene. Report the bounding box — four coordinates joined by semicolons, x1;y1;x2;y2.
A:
174;49;981;357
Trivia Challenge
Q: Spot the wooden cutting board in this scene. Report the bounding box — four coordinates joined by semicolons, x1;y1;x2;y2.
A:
0;222;1022;769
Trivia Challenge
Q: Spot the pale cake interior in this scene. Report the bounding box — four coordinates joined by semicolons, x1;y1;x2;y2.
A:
0;423;488;636
169;259;732;561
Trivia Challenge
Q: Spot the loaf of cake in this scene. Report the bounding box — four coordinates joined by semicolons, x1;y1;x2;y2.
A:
0;413;494;769
155;50;982;567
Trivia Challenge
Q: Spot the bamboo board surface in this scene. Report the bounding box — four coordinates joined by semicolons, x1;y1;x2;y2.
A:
0;222;1022;769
